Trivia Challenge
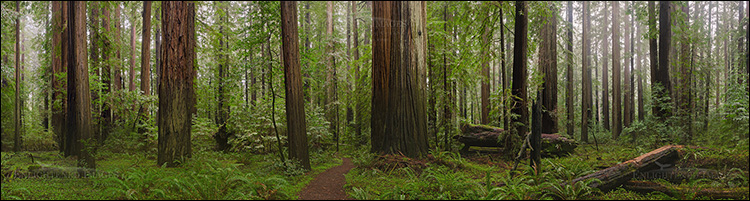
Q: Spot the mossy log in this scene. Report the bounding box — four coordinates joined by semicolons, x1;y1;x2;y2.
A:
454;123;577;157
569;145;685;192
623;180;748;199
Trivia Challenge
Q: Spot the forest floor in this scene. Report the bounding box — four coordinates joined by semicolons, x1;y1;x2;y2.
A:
1;143;748;200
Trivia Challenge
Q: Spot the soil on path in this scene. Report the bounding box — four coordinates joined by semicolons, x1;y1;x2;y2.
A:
298;157;355;200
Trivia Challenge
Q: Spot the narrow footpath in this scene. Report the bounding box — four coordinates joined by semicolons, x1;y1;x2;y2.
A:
298;157;355;200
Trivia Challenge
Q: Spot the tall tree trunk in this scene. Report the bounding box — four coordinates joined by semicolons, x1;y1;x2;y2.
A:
352;1;363;145
581;1;591;144
612;1;621;139
114;3;122;93
325;1;339;152
648;1;658;118
89;2;101;143
443;4;453;151
215;1;231;152
100;3;112;143
655;1;673;120
158;1;196;167
371;1;429;158
68;1;95;168
540;2;558;134
480;3;491;125
623;1;632;128
511;1;529;136
704;1;712;132
129;6;137;92
140;1;152;130
678;2;691;143
14;1;22;152
500;2;508;130
602;2;610;131
637;20;644;121
281;1;311;170
566;1;574;140
52;1;69;154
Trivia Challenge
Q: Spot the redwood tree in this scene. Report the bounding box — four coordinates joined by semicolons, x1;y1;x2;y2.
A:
371;1;429;158
511;1;529;136
612;1;621;139
68;1;95;168
158;1;196;167
52;1;69;154
655;1;673;120
281;1;311;170
540;2;558;134
582;1;591;143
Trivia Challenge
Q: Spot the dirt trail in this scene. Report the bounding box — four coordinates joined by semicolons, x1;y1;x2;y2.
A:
298;157;355;200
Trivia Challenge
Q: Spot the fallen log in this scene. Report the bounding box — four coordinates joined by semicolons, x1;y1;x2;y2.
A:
569;145;685;192
454;123;577;157
632;167;723;183
623;180;748;200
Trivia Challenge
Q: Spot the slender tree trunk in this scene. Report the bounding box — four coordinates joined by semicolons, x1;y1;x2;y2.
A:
352;1;363;145
114;3;122;93
129;6;137;92
68;1;95;168
511;1;529;136
481;3;491;125
215;1;231;152
158;1;196;167
602;2;610;131
704;1;712;132
582;1;591;144
500;2;508;130
623;2;631;128
14;1;21;152
325;1;339;152
637;21;644;121
678;2;691;143
612;1;621;139
371;1;429;158
100;3;112;143
566;1;574;140
540;2;558;134
443;4;453;151
140;1;152;129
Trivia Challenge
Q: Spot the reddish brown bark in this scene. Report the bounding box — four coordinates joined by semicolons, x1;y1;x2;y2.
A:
281;1;311;170
158;1;196;167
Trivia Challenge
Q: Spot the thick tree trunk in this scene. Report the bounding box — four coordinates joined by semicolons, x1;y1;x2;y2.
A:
656;1;673;120
68;1;95;169
325;1;339;152
89;2;100;143
52;1;69;154
281;1;311;170
540;2;557;134
371;1;429;158
612;1;621;139
140;1;152;128
158;1;196;167
582;1;592;143
648;1;658;119
511;1;529;136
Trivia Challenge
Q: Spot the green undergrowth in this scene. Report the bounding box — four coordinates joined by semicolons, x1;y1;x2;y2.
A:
343;143;749;200
1;149;341;200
